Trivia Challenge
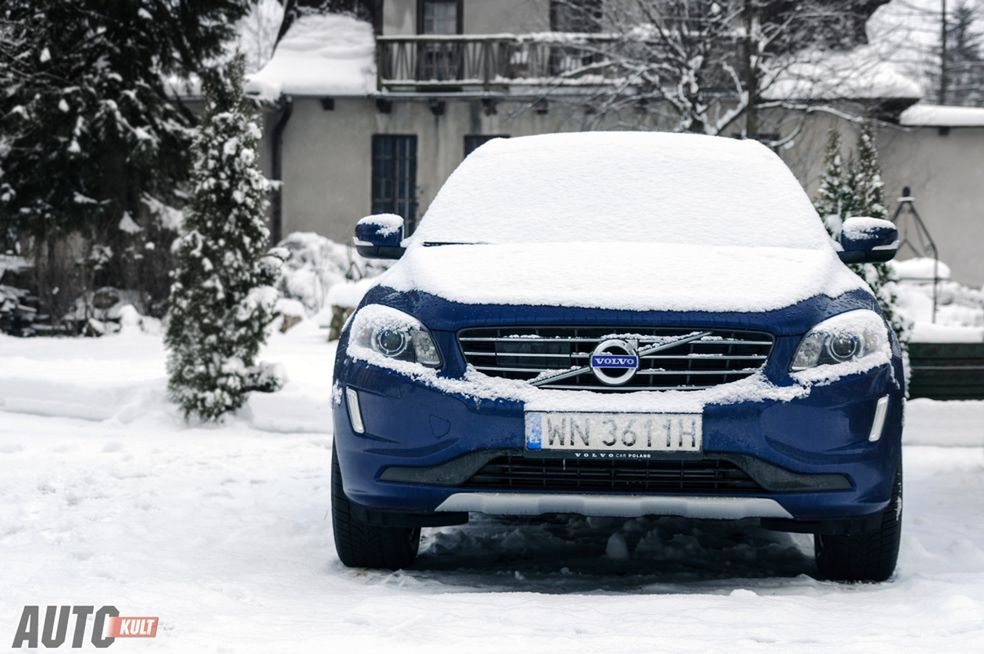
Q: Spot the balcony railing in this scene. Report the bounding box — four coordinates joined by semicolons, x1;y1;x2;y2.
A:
376;34;621;93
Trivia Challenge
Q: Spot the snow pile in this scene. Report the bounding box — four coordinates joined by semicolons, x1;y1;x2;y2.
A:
276;232;389;316
246;13;376;101
893;257;951;282
900;104;984;127
64;288;162;336
891;258;984;343
766;47;921;101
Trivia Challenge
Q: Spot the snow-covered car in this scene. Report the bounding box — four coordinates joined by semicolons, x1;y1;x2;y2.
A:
332;132;905;581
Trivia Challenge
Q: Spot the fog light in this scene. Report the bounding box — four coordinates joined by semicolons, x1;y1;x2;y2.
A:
345;387;365;434
869;395;889;442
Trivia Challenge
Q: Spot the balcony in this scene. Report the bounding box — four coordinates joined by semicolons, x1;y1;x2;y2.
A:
376;34;620;94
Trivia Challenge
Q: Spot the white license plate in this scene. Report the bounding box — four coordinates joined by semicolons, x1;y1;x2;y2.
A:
525;412;702;454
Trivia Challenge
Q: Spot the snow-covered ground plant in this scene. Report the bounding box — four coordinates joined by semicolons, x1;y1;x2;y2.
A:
275;232;388;316
893;258;984;342
165;56;284;422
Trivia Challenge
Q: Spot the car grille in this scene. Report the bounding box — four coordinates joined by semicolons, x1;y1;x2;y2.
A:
462;455;763;493
458;326;773;391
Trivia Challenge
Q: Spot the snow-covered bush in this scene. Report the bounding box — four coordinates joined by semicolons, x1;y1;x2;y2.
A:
63;287;160;336
891;258;984;342
166;56;284;422
275;232;389;315
276;232;390;338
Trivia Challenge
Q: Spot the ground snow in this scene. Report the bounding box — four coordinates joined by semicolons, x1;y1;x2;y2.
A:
0;328;983;651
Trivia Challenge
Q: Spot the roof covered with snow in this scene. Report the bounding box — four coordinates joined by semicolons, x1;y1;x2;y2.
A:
246;13;376;101
900;104;984;127
766;47;921;102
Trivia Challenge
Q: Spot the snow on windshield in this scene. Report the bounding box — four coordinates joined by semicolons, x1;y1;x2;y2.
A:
411;132;830;250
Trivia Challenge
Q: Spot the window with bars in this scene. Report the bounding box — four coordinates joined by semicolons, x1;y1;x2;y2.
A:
417;0;463;81
548;0;603;76
371;135;418;231
464;134;510;158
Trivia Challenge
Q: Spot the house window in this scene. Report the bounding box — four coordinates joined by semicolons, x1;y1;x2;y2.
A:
548;0;602;76
417;0;463;81
419;0;461;34
371;135;418;231
464;134;510;157
550;0;602;33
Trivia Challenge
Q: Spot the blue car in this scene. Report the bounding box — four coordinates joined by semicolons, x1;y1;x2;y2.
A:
331;132;904;581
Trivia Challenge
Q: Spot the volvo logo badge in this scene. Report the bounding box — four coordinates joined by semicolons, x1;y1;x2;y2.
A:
590;339;640;385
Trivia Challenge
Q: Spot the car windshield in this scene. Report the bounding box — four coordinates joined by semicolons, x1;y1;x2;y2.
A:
411;132;831;250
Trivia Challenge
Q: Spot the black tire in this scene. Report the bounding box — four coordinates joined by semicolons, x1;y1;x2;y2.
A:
814;453;902;583
331;445;420;570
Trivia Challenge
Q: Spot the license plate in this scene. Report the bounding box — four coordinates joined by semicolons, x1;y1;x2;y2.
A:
525;412;702;454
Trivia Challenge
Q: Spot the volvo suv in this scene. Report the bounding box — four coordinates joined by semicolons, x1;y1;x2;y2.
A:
331;132;905;582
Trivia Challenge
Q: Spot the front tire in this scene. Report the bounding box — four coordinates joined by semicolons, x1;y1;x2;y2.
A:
814;454;902;583
331;445;420;570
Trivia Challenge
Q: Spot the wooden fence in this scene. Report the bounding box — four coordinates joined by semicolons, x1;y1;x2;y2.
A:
909;342;984;400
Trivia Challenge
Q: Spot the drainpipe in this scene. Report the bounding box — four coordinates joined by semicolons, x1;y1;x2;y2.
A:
270;96;293;245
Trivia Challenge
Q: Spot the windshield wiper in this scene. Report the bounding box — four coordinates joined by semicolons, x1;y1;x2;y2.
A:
422;241;487;247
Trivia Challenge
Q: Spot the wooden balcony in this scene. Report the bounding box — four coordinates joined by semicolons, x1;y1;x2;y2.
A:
376;34;619;94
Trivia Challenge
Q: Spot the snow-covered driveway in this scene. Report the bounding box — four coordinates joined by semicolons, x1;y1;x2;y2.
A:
1;330;983;652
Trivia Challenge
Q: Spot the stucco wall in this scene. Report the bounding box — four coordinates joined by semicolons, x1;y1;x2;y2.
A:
277;97;600;243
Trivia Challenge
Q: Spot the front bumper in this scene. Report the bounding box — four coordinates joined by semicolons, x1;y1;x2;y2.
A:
333;359;904;522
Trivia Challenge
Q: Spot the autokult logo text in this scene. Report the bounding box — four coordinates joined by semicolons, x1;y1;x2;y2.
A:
11;606;159;648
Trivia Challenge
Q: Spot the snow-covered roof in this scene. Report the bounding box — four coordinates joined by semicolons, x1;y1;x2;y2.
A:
247;13;376;101
766;47;921;102
899;104;984;127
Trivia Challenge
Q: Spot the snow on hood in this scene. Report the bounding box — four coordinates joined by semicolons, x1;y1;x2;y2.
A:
378;132;865;312
378;242;865;313
411;133;832;250
246;13;375;101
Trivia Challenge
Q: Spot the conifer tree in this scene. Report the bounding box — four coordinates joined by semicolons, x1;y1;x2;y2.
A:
848;124;911;346
165;55;284;422
0;0;251;319
813;128;853;238
813;125;911;346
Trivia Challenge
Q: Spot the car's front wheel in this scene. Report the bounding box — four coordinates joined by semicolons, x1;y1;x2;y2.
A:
814;454;902;583
331;445;420;570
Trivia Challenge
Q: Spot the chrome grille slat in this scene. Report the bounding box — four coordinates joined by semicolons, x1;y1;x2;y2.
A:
458;326;774;392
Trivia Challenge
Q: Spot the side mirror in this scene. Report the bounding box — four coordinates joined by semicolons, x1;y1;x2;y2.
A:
354;214;405;260
838;217;899;264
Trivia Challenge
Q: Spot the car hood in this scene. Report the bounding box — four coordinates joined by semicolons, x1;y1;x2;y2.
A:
376;241;866;315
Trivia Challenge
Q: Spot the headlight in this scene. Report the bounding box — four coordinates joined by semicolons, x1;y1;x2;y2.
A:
790;310;890;371
349;305;441;368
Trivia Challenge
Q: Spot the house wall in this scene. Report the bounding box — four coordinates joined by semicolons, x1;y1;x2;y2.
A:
277;96;614;243
782;112;984;286
877;126;984;286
